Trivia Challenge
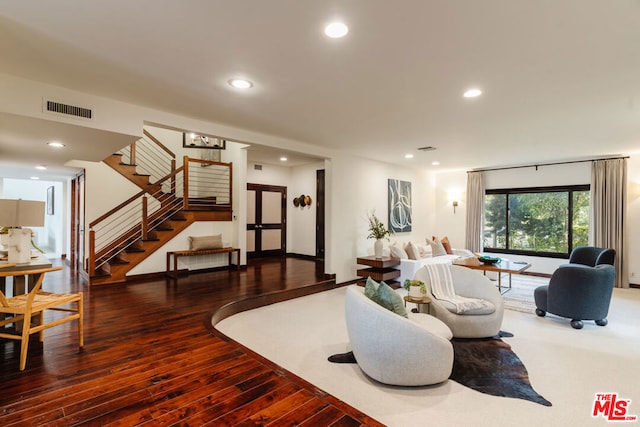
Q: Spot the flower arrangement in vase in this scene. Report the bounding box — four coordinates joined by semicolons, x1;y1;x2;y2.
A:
366;211;393;258
403;279;427;298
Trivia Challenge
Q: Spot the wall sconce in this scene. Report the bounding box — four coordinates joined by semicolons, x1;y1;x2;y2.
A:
452;200;459;213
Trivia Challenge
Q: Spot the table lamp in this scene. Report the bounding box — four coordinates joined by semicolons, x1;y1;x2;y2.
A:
0;199;45;263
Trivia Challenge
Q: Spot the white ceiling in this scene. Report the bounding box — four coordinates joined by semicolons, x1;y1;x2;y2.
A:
1;1;640;180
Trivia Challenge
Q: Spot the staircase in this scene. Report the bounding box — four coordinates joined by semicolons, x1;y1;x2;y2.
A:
89;130;232;285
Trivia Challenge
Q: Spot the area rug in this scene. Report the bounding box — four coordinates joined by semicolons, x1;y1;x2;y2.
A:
450;334;551;406
329;332;551;407
502;274;549;314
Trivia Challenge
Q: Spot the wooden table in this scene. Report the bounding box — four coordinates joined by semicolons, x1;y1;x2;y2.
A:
0;254;53;331
356;256;401;288
453;257;531;294
404;295;432;314
0;254;53;296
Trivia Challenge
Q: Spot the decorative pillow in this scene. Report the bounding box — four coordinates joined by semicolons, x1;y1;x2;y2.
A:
364;276;381;299
410;242;421;260
188;234;223;250
369;281;408;318
389;243;409;259
404;241;420;260
440;236;453;255
425;237;447;257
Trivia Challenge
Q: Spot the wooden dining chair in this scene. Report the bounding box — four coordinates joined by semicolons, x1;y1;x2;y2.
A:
0;266;84;371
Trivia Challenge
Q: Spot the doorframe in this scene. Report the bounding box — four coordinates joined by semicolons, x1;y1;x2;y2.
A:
315;169;325;259
247;183;287;258
70;170;86;274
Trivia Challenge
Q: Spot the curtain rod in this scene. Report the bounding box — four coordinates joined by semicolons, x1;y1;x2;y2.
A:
467;156;629;173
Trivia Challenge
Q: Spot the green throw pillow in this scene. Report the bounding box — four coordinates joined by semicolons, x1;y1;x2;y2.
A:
364;277;381;299
372;281;408;318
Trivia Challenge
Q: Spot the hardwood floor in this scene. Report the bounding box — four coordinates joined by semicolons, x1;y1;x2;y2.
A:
0;257;383;426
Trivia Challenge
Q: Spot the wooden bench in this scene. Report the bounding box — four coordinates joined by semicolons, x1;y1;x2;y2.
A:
166;247;240;279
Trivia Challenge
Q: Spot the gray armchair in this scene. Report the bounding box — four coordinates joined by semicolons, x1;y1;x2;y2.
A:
565;246;615;267
534;264;616;329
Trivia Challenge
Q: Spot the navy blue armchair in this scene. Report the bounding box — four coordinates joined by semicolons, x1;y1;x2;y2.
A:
566;246;615;267
534;264;616;329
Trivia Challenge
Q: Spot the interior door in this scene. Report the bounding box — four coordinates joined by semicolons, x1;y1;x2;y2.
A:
316;169;325;259
247;184;286;258
70;171;86;272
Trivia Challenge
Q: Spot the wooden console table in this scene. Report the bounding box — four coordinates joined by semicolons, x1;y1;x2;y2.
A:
166;247;240;279
356;256;401;288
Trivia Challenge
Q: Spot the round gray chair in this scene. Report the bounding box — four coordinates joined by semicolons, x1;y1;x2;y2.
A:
534;264;616;329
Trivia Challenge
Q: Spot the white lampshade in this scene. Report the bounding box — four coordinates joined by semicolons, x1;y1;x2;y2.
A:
0;199;45;227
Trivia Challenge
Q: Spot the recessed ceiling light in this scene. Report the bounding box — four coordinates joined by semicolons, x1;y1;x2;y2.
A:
324;22;349;38
35;165;47;170
228;79;253;89
432;161;440;166
47;141;65;148
280;156;288;162
463;88;482;98
30;176;40;180
404;154;414;159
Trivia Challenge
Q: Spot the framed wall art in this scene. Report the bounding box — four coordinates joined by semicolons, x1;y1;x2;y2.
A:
388;179;412;232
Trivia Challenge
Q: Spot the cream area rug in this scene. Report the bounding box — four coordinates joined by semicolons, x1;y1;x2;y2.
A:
216;286;640;427
501;274;549;313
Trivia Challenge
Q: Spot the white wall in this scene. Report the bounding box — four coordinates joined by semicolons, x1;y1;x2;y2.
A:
326;155;436;283
289;162;324;256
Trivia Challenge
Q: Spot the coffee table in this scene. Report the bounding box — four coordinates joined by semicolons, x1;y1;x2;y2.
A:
453;257;531;294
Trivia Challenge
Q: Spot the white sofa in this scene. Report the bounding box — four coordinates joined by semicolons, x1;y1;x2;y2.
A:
395;248;475;284
344;285;454;386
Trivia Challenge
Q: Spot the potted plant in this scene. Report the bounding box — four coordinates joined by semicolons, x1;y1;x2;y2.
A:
366;211;393;258
404;279;427;298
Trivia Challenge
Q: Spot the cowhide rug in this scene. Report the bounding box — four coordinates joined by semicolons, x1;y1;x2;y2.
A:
328;331;551;407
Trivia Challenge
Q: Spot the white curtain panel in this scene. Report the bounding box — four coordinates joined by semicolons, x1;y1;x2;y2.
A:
591;158;628;288
465;171;485;253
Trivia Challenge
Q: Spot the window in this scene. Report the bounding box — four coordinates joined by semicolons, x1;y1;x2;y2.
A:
483;185;590;258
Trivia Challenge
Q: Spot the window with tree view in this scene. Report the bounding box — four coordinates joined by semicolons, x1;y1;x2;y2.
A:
483;185;590;257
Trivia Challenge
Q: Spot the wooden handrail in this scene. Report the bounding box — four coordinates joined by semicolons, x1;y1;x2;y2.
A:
143;129;176;158
183;156;189;210
89;165;185;228
187;158;232;167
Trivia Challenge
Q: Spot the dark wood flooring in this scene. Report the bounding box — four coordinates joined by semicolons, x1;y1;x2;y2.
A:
0;257;383;426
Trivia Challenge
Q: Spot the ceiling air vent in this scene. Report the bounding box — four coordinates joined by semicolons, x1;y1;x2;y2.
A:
254;164;263;170
417;146;437;152
44;99;93;120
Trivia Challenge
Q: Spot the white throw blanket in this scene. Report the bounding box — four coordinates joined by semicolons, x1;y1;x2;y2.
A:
425;264;492;314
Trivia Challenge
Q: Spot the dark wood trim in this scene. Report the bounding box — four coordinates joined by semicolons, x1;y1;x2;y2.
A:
316;169;325;259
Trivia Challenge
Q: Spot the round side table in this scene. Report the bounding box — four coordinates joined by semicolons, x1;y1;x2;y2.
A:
404;295;432;314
